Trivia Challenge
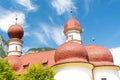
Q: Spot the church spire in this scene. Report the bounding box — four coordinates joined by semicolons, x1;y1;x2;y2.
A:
15;15;18;24
64;9;82;44
70;7;73;17
7;16;24;56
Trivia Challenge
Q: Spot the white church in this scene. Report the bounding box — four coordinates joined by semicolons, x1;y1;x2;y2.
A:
4;16;120;80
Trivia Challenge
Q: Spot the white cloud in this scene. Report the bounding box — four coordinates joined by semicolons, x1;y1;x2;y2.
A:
51;0;76;15
110;47;120;76
15;0;37;11
83;0;96;16
33;32;50;46
24;32;30;36
0;7;26;32
51;27;65;45
83;0;114;15
40;23;65;45
110;47;120;66
84;0;91;15
33;23;65;46
22;46;31;54
48;16;54;24
40;24;51;39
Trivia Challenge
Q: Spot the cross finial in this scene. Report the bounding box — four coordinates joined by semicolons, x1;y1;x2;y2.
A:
70;7;73;17
92;37;95;43
15;14;18;24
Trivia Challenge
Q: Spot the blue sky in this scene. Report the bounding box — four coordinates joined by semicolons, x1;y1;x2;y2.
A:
0;0;120;54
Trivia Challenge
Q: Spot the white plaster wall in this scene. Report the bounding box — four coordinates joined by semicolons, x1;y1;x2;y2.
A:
67;32;81;41
8;44;22;51
8;41;22;51
73;32;81;40
8;52;21;56
119;71;120;77
8;41;22;56
54;66;93;80
94;69;120;80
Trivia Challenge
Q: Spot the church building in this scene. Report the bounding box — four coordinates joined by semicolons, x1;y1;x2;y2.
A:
4;17;120;80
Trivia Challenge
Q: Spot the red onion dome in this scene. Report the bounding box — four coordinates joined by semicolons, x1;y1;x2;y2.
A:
4;56;22;71
64;17;82;34
55;41;88;64
85;44;113;66
8;23;24;39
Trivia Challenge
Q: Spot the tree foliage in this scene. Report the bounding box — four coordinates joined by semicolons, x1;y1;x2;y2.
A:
20;64;55;80
0;60;18;80
0;49;6;58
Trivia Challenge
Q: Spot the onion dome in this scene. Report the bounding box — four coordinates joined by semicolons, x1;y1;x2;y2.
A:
4;56;22;71
55;41;88;64
85;44;113;66
64;17;82;34
8;23;24;39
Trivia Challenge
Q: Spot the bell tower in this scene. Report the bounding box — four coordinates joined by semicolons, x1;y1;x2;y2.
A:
64;17;82;44
7;18;24;56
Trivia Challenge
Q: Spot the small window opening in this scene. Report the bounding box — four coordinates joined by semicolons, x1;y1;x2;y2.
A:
101;78;107;80
23;65;29;69
69;35;72;38
68;35;73;40
16;46;18;50
42;63;47;66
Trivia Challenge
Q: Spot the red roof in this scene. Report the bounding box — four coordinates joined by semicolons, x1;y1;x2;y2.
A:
4;43;114;75
20;50;55;66
85;44;113;66
55;41;88;64
4;56;22;71
4;50;55;75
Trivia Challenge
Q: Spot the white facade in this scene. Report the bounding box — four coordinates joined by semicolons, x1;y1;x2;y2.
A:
94;66;120;80
54;63;94;80
65;30;82;44
8;41;22;56
54;63;120;80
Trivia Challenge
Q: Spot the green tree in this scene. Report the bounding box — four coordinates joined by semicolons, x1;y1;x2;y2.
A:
20;64;55;80
0;60;18;80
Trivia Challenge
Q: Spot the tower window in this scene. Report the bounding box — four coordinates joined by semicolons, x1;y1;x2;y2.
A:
16;46;18;50
68;35;73;40
101;78;107;80
69;35;72;38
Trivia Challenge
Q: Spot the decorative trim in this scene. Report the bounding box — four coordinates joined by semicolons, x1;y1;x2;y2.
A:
65;30;81;35
64;28;82;34
8;50;21;53
8;38;23;44
94;65;120;71
53;62;94;69
9;43;22;45
73;40;83;44
71;39;82;42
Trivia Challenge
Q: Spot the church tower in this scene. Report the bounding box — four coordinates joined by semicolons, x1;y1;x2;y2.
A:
7;23;24;56
54;17;94;80
64;17;82;44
